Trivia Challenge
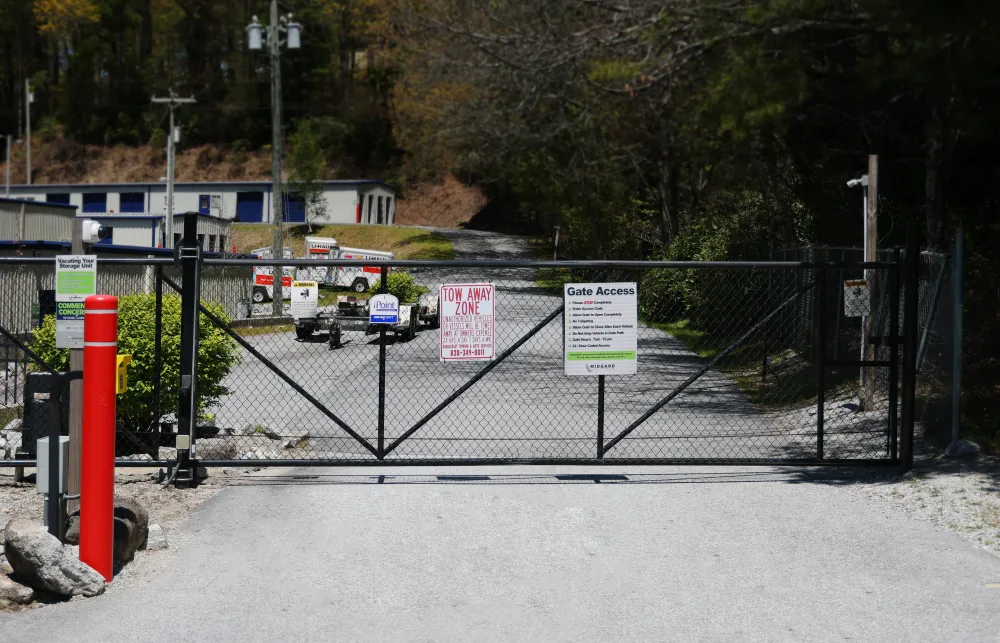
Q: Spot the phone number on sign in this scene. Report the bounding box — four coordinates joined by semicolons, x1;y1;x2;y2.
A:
448;348;488;357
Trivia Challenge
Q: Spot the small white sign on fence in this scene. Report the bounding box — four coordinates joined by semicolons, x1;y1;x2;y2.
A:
290;281;318;320
844;279;871;318
369;293;400;324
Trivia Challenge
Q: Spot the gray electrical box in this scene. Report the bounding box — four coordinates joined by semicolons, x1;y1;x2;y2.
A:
36;436;69;494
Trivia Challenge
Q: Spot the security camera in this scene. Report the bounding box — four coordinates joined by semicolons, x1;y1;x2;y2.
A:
846;175;869;188
81;219;111;243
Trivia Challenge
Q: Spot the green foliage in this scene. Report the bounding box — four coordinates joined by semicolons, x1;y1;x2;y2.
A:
31;294;240;432
639;191;777;327
288;119;330;227
368;270;421;303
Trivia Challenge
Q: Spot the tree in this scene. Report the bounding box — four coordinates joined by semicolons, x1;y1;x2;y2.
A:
288;118;329;231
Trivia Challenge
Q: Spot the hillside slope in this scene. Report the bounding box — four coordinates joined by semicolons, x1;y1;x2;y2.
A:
1;138;485;228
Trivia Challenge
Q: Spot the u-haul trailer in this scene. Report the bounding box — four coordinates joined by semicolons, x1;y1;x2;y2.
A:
251;246;294;303
300;236;393;293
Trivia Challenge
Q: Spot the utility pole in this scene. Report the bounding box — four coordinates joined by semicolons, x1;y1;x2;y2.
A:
860;155;879;409
5;135;11;196
269;0;286;316
25;80;32;185
151;90;196;247
248;5;302;317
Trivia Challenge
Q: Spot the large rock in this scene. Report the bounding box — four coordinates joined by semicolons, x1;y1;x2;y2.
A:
2;519;105;597
195;438;238;460
112;497;149;564
0;573;36;605
64;498;150;563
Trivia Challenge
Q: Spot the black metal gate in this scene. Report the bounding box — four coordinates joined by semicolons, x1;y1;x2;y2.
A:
0;215;920;473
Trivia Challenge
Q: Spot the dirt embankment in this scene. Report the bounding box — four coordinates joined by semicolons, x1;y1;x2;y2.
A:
2;139;485;228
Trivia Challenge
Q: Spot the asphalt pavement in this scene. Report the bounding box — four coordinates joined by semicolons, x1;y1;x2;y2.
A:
3;465;999;642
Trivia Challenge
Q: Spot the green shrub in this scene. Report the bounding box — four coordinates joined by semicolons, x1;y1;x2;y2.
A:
31;293;240;433
368;270;421;303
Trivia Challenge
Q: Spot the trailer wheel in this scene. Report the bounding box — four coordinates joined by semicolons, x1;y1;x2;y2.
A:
351;279;368;293
252;287;268;304
407;314;418;341
295;325;312;340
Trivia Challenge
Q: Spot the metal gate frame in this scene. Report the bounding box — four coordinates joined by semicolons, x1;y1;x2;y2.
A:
0;216;920;474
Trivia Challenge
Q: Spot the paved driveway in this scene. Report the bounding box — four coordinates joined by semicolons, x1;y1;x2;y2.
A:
3;465;999;642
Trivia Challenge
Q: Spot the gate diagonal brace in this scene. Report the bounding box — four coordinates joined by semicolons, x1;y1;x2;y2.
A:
381;304;565;458
161;276;378;457
602;280;818;456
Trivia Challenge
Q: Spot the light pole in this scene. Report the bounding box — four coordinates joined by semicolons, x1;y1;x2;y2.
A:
248;4;302;316
152;90;196;247
25;80;33;185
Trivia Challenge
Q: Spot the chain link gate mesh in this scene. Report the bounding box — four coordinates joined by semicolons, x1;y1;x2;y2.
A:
1;252;915;468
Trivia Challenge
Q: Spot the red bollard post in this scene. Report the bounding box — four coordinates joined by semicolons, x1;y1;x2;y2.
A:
81;295;118;582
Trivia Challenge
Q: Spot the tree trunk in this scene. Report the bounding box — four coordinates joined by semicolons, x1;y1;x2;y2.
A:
924;103;946;249
657;149;680;244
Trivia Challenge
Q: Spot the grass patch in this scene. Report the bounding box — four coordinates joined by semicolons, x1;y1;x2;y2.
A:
235;323;296;336
231;224;455;260
649;318;856;407
535;267;572;291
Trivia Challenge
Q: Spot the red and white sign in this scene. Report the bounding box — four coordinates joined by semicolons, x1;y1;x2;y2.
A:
439;283;495;361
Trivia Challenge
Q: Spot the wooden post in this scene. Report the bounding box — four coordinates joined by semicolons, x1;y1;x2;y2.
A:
67;219;85;515
860;155;878;409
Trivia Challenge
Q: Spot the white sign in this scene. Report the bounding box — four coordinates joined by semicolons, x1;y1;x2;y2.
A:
844;279;870;318
564;282;638;375
369;293;400;324
55;255;97;349
290;281;318;320
439;283;495;361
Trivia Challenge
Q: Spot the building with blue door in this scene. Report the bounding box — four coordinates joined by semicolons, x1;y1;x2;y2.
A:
4;180;398;226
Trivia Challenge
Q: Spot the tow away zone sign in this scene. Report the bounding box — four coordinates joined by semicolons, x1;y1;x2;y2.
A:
439;283;495;361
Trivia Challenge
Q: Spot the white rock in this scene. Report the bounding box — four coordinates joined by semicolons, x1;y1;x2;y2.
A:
145;524;168;551
2;519;106;597
0;574;35;605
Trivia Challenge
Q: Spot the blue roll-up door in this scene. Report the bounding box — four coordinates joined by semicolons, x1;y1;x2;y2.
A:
46;193;70;205
119;192;145;213
82;193;107;213
285;194;306;223
235;192;264;222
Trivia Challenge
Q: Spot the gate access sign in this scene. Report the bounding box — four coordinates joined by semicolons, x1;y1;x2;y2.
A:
439;283;495;361
55;255;97;349
564;282;638;375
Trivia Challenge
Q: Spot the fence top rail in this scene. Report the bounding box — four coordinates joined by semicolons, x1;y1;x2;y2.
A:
0;257;176;266
202;258;900;270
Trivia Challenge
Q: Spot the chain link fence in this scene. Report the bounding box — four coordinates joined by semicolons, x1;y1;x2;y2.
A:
772;245;955;447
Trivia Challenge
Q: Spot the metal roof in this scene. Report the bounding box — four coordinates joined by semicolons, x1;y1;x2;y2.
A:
0;196;78;210
4;179;398;192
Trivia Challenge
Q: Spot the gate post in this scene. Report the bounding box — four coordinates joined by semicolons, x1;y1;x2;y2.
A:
899;224;920;474
377;266;387;459
597;375;605;459
816;266;826;460
175;212;202;480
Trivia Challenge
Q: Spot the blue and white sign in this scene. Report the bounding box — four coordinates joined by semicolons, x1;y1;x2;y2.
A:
369;293;400;324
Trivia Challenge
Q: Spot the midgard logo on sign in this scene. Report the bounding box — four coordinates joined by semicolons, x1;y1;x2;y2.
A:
564;282;638;375
55;255;97;349
369;293;400;324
